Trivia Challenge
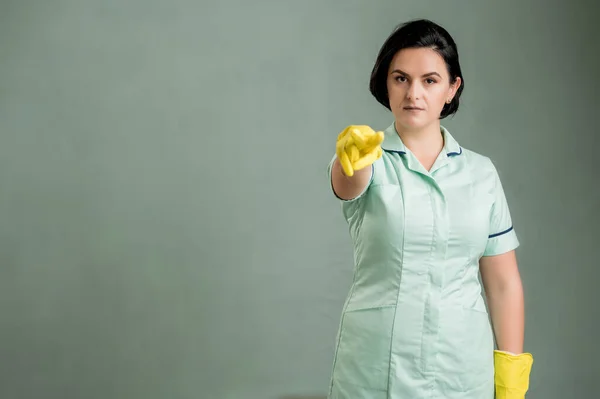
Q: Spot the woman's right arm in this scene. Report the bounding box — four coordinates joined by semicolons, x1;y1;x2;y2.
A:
330;156;373;201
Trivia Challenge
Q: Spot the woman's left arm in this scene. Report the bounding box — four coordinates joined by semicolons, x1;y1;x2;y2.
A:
479;249;525;354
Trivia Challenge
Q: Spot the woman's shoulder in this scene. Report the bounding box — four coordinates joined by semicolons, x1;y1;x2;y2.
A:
459;146;496;169
457;146;501;183
442;126;497;175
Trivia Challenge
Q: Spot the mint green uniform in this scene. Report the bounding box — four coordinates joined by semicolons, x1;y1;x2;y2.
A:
326;123;519;399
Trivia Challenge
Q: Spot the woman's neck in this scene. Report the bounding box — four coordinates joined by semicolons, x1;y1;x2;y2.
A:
395;121;444;157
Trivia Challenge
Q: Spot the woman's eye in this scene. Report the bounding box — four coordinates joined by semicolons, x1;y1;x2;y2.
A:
426;78;436;84
396;76;407;82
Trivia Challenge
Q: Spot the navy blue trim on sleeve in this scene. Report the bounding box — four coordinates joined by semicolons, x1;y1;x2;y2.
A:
488;226;513;239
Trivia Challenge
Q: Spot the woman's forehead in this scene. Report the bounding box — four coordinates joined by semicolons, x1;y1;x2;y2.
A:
389;48;447;74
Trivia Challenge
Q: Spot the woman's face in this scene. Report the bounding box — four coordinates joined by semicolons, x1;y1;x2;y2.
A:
386;47;461;133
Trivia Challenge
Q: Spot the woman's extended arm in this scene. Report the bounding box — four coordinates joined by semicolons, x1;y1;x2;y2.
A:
479;250;525;354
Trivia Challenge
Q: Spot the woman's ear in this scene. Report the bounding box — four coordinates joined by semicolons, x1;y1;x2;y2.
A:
448;77;462;100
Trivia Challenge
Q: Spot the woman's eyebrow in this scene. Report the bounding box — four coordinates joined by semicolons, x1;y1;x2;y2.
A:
390;69;442;78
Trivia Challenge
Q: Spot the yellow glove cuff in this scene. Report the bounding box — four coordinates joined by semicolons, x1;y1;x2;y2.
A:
494;350;534;399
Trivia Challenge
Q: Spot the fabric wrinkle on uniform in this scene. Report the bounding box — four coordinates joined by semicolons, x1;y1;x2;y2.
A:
326;123;520;399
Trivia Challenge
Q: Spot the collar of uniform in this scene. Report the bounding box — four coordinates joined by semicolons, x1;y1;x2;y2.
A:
441;126;463;157
380;123;463;157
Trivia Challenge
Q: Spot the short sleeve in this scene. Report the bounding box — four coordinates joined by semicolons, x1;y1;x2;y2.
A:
483;162;520;256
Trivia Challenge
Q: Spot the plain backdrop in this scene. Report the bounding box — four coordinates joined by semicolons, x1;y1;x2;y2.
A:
0;1;598;398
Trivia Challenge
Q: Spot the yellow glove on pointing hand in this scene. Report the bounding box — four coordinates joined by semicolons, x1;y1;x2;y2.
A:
336;125;384;177
494;350;534;399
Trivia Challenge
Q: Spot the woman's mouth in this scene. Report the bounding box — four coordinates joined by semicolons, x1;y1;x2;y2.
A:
403;106;424;111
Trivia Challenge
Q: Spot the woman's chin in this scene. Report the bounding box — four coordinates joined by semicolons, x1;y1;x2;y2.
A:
395;117;429;131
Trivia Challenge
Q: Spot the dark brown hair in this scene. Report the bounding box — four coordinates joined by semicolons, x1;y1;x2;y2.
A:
369;19;465;118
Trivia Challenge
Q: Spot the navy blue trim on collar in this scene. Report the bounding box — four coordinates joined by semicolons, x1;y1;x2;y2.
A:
380;124;463;158
383;147;463;157
383;149;406;155
447;147;463;157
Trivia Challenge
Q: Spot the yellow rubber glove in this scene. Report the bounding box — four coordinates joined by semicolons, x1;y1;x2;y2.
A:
494;350;534;399
335;125;384;177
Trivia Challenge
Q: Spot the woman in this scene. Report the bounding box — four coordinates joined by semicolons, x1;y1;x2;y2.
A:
326;19;534;399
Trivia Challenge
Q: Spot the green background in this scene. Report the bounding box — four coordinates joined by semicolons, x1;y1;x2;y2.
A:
1;1;597;398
